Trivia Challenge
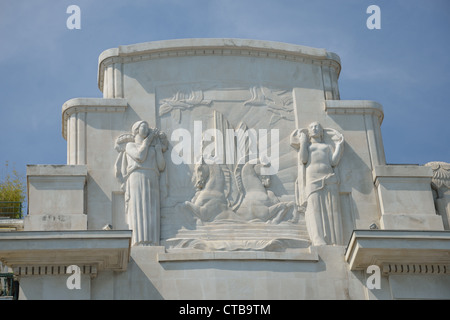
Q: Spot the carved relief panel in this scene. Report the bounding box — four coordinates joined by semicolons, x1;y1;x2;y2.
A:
114;86;345;250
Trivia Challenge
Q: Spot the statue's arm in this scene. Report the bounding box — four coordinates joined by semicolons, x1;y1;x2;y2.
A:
290;130;308;164
299;133;309;165
290;130;300;149
126;142;149;163
331;135;344;167
126;133;156;162
155;142;166;172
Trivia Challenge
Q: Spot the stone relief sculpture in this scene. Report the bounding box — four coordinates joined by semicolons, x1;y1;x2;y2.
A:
426;161;450;191
159;86;311;251
158;85;294;125
171;156;309;251
233;160;294;224
159;88;212;123
425;161;450;229
290;122;344;246
184;159;236;224
114;121;168;246
244;86;294;125
180;105;295;227
183;158;294;226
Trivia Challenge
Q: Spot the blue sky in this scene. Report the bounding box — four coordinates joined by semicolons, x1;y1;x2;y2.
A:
0;0;449;185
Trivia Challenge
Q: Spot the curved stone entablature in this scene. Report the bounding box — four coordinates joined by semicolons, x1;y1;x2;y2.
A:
97;38;341;99
325;100;384;125
61;98;128;140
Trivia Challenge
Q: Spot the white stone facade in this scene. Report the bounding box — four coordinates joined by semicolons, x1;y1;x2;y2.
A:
0;39;449;300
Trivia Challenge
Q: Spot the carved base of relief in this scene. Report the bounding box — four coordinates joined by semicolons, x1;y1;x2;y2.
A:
164;220;311;252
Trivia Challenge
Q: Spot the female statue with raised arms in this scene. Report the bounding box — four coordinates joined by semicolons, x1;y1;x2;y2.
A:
290;122;344;246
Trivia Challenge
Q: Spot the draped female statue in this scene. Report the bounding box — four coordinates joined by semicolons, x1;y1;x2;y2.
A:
115;121;167;245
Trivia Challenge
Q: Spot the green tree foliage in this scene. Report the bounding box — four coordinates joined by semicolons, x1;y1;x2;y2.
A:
0;162;26;218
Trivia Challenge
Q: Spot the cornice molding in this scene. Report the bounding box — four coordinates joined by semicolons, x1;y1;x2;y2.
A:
0;230;132;274
325;100;384;124
61;98;128;140
345;230;450;274
13;264;98;277
97;38;342;92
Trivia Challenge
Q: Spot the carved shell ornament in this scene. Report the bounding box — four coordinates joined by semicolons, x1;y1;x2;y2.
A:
158;85;294;124
425;161;450;189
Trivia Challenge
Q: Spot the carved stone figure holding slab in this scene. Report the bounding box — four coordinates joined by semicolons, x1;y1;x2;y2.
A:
290;122;344;246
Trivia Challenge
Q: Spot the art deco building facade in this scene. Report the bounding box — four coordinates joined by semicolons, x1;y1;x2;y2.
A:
0;39;449;300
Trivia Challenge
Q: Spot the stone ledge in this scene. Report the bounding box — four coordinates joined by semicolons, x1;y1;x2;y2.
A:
325;100;384;124
27;164;88;177
61;98;128;139
345;230;450;273
380;214;444;230
0;219;23;231
0;230;132;272
373;164;433;182
158;247;318;262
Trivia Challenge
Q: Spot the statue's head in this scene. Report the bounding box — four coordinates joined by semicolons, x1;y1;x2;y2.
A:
193;161;209;190
131;120;150;138
308;121;323;140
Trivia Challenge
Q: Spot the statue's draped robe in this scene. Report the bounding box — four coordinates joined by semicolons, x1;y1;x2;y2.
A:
124;142;160;245
304;171;341;245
